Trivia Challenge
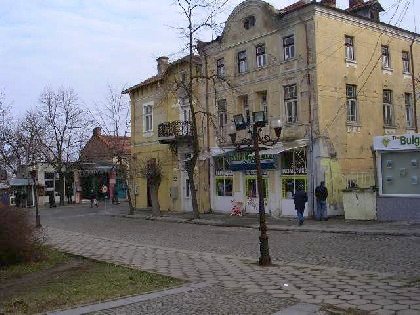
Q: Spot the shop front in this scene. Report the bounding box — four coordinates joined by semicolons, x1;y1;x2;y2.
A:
210;140;309;217
373;133;420;221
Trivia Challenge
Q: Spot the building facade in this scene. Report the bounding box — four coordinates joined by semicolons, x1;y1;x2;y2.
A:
198;0;419;217
75;127;130;203
124;56;211;213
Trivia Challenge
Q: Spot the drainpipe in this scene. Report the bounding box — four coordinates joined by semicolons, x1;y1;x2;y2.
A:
204;54;212;212
304;20;315;217
409;38;418;133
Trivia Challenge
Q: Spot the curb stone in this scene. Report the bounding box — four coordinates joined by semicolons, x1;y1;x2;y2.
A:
122;215;420;237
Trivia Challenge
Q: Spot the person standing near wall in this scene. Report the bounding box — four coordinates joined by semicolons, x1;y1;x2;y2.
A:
315;181;328;221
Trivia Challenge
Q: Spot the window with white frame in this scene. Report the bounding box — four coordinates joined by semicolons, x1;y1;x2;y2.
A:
238;50;247;73
283;35;295;61
143;103;153;132
284;84;297;123
383;90;393;126
381;45;390;68
405;93;414;128
402;51;410;73
261;92;268;118
242;95;250;123
216;58;225;77
345;35;355;61
256;44;267;68
217;99;227;129
346;85;358;123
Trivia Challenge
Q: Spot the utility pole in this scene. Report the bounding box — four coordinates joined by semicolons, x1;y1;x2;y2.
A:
410;38;418;133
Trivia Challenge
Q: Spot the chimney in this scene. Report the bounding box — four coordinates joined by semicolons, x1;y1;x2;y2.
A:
321;0;336;7
349;0;364;8
93;127;101;136
156;56;169;75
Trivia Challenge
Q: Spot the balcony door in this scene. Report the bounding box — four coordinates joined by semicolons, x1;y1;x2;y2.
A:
179;97;191;122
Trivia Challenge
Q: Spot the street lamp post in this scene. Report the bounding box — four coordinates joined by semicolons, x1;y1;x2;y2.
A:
30;169;41;228
229;112;282;266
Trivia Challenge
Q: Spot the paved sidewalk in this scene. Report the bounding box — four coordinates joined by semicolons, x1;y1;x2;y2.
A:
45;227;420;314
123;210;420;237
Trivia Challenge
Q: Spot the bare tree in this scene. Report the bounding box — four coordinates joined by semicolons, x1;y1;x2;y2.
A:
138;158;162;217
38;87;92;206
175;0;228;219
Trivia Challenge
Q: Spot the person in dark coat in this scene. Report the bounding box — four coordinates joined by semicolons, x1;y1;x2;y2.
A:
293;187;308;225
315;181;329;221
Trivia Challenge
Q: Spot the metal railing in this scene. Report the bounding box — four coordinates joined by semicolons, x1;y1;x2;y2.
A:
158;121;192;139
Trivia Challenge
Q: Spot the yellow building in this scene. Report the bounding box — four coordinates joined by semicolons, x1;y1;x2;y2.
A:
198;0;419;217
123;56;210;213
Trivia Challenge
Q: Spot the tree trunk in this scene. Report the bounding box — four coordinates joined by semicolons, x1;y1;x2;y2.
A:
187;160;200;219
58;171;65;206
150;184;160;217
126;179;135;215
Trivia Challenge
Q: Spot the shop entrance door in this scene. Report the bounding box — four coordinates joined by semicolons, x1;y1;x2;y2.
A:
281;175;308;216
244;176;268;214
181;172;193;212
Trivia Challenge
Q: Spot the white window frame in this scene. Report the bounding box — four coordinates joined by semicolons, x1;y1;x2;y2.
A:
346;85;358;123
284;85;297;123
143;102;154;133
261;93;268;118
383;90;393;126
381;45;390;69
217;99;227;129
216;58;225;77
345;35;355;61
405;93;414;128
402;51;410;74
238;50;247;74
283;35;295;61
256;44;267;68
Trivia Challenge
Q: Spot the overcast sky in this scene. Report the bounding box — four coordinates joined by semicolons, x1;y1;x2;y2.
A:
0;0;418;116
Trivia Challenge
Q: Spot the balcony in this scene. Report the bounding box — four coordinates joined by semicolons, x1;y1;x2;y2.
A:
158;121;192;144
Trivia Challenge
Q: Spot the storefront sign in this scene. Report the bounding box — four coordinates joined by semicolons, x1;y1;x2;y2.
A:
229;152;276;171
281;167;307;175
374;134;420;151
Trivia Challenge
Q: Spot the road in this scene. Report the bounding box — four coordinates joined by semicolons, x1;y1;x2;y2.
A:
40;204;420;279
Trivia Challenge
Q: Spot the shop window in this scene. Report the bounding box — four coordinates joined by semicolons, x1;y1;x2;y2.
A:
381;151;420;195
216;177;233;196
246;177;268;199
282;176;307;199
45;172;55;190
214;156;231;175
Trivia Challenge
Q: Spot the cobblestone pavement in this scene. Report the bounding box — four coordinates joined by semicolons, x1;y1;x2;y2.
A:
45;227;420;314
40;205;420;279
88;285;296;315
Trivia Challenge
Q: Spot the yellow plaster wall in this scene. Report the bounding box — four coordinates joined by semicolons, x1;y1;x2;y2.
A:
314;13;420;179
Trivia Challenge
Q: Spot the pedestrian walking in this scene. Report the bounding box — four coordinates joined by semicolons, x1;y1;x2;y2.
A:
315;181;328;221
293;186;308;226
90;189;98;208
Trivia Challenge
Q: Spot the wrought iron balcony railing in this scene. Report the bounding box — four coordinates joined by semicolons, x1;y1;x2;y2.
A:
158;120;192;143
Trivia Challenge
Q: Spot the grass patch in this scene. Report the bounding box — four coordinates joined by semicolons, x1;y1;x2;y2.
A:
320;304;370;315
0;248;183;314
